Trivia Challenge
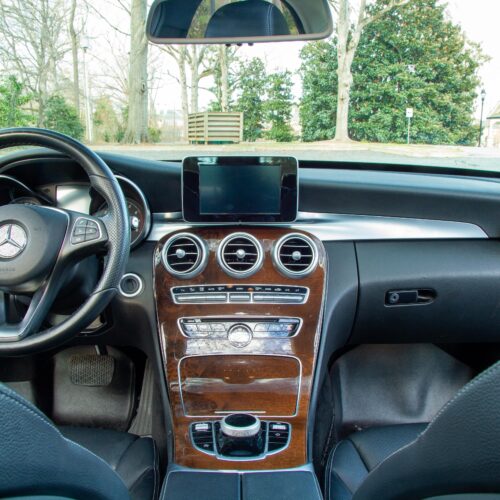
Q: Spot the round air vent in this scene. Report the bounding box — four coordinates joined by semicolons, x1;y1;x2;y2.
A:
217;233;263;278
162;233;208;279
273;233;318;278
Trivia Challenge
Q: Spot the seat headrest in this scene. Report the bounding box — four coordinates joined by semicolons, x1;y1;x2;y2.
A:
205;0;291;38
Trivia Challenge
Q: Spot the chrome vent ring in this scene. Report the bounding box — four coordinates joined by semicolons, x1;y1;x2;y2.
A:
217;233;263;278
162;233;208;279
273;233;318;278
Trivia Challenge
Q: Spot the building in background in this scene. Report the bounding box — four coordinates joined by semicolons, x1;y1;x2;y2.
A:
486;103;500;148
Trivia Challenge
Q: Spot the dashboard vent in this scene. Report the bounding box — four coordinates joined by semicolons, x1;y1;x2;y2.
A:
218;233;263;278
274;234;318;278
162;233;207;279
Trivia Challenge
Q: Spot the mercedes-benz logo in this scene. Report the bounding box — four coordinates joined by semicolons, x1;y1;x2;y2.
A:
0;224;28;259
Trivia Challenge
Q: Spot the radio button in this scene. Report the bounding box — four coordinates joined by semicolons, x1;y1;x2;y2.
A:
210;323;226;333
183;324;199;334
254;323;269;333
229;293;251;302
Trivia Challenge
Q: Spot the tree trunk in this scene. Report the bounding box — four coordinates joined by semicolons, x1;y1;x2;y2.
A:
335;61;354;142
189;46;200;114
69;0;80;117
334;0;353;142
179;47;190;141
124;0;149;144
220;46;229;112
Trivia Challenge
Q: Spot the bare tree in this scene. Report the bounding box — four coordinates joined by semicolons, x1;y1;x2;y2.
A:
332;0;410;141
0;0;70;126
160;45;214;139
123;0;149;143
219;46;229;112
161;46;190;138
69;0;81;116
188;46;212;114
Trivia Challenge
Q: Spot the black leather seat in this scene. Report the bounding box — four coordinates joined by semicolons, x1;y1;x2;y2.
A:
326;362;500;500
0;383;158;500
205;0;291;38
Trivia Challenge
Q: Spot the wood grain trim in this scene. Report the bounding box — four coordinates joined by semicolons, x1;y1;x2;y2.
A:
179;355;301;417
154;227;326;470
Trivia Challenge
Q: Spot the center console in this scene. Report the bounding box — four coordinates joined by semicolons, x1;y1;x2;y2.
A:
155;156;326;476
154;227;326;470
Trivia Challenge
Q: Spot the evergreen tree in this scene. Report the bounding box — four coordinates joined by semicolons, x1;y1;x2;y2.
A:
0;76;34;128
265;70;294;143
235;58;268;142
300;0;483;145
43;95;84;140
300;41;338;142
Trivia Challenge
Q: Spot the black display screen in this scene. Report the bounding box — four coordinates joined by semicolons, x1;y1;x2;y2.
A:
182;156;298;223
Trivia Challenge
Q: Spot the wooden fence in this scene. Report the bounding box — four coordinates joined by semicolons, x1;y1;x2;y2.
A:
188;112;243;144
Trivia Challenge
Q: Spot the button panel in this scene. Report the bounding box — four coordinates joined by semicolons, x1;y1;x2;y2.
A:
71;218;101;245
171;285;308;305
179;317;301;340
190;421;291;458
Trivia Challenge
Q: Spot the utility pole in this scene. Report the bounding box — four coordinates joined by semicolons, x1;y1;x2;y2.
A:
82;38;94;143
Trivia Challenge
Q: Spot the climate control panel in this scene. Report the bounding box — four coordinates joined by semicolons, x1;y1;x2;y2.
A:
179;317;301;341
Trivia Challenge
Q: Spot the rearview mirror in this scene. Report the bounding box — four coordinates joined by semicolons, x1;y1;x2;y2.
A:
146;0;333;45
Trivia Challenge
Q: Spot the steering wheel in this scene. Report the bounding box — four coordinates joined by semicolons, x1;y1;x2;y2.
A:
0;128;130;356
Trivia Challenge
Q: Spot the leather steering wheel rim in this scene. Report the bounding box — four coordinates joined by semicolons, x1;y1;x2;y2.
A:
0;128;130;356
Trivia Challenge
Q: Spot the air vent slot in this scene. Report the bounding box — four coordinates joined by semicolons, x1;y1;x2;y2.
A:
162;233;207;279
218;233;263;278
274;234;318;278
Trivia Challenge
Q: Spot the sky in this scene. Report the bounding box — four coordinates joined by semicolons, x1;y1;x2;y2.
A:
85;0;500;120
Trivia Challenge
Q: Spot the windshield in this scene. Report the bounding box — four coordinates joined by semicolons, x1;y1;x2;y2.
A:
0;0;499;171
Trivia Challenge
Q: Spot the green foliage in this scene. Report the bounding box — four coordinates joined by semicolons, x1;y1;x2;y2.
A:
234;58;268;141
148;127;162;143
43;95;84;140
93;96;120;143
0;76;34;128
299;41;338;142
265;71;295;142
299;0;483;145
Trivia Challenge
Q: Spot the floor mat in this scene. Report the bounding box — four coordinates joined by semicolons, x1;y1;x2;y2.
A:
51;346;136;431
331;344;474;439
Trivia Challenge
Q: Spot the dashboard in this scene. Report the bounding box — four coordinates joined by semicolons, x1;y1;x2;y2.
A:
2;148;500;471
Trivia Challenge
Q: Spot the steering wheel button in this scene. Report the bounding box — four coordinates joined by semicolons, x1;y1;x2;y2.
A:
75;219;88;227
73;227;86;236
72;235;86;244
85;227;98;235
84;233;99;242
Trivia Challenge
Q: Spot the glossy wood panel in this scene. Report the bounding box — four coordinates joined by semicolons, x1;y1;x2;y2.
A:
179;355;301;416
154;227;326;470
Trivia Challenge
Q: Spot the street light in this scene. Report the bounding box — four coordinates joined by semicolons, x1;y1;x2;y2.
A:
81;36;94;144
478;88;486;147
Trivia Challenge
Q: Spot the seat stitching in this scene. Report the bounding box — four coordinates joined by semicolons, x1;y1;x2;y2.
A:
0;390;124;489
347;437;370;472
0;392;56;430
327;441;364;500
354;362;500;496
425;361;500;433
114;434;139;473
325;441;337;500
129;465;155;494
152;439;160;499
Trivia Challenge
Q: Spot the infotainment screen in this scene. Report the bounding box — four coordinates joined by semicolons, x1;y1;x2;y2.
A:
182;156;298;223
